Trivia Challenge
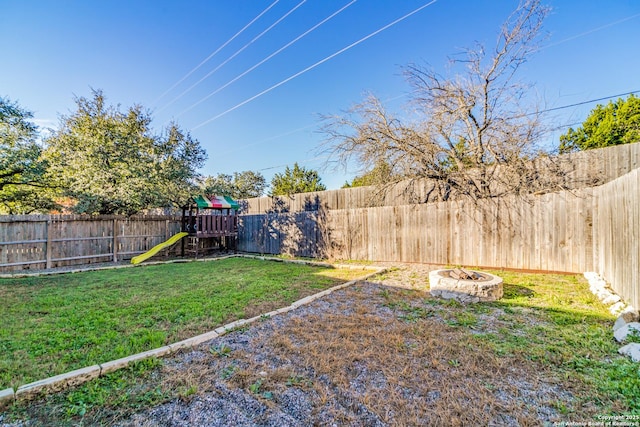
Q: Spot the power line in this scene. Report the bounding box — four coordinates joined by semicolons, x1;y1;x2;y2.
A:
159;0;307;113
257;154;330;172
381;14;640;106
244;89;640;176
198;7;638;174
175;0;358;119
379;15;640;108
153;0;280;106
532;90;640;116
217;123;317;156
538;12;640;51
192;0;439;130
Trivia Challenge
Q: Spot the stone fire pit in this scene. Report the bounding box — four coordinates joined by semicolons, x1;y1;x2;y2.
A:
429;268;503;303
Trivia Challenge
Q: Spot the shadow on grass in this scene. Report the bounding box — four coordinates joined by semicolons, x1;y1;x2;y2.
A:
501;283;535;299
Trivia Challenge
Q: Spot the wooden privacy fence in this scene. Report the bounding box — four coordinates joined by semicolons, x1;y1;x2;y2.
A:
237;168;639;309
0;144;637;307
238;189;595;273
593;168;640;310
0;215;181;272
239;212;323;258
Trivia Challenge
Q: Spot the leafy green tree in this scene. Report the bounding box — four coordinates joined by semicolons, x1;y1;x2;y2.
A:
233;171;266;198
150;123;208;209
199;170;266;199
43;90;206;215
342;161;393;188
270;163;326;196
0;96;57;214
200;173;234;197
559;95;640;154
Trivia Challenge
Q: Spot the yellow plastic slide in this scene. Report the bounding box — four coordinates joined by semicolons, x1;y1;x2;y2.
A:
130;232;188;265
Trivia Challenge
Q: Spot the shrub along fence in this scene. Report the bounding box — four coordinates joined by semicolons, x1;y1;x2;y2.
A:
0;215;181;272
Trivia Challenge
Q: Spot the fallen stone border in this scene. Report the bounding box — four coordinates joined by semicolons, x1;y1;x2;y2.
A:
0;257;385;408
583;271;640;364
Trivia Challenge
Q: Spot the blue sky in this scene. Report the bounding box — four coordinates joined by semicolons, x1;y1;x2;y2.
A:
2;1;639;191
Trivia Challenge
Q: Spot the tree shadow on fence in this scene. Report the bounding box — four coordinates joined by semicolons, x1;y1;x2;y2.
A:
248;196;311;258
239;194;342;260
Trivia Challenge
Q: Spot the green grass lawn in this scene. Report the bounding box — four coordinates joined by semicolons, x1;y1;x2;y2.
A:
0;257;367;390
483;270;640;413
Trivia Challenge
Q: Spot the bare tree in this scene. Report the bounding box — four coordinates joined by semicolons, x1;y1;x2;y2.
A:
321;0;563;204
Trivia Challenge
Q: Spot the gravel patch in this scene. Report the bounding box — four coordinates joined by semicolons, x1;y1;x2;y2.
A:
110;265;580;426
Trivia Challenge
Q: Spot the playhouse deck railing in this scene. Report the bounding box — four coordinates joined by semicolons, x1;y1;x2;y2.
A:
194;214;238;238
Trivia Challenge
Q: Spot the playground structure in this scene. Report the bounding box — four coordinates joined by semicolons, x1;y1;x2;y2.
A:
130;195;239;264
180;195;239;258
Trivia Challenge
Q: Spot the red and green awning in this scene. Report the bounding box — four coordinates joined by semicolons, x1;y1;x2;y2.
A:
194;195;239;210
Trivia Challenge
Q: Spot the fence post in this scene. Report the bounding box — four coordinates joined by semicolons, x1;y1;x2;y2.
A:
165;219;169;258
46;218;53;269
113;218;118;263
